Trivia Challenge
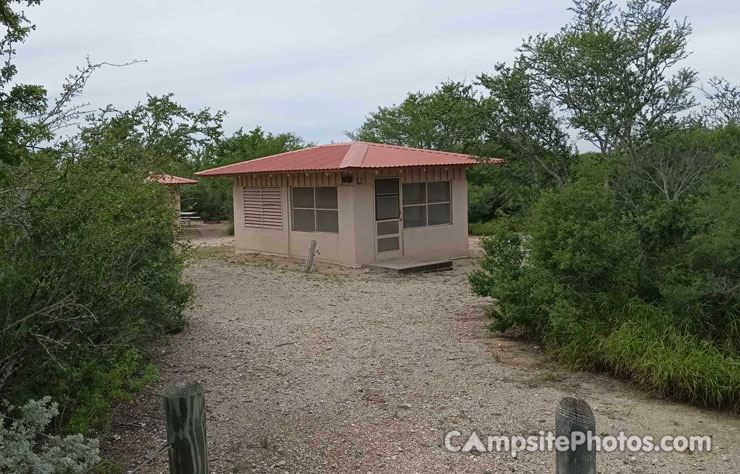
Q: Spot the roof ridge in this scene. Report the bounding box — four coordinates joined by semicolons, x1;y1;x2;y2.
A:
363;141;472;158
339;142;369;168
195;141;477;176
293;140;471;158
195;140;501;177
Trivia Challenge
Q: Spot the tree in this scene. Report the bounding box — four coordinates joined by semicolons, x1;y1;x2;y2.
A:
702;77;740;127
185;127;309;220
0;1;135;170
1;0;45;166
349;81;522;219
75;94;225;175
478;63;575;188
1;0;192;437
610;128;723;208
200;126;306;169
350;76;577;218
462;63;577;218
348;81;498;155
518;0;696;154
468;0;740;411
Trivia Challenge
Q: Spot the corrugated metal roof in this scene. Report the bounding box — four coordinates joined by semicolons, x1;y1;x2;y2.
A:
146;174;198;185
195;142;503;177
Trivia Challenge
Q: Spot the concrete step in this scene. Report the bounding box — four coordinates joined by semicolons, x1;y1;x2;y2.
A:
365;257;453;274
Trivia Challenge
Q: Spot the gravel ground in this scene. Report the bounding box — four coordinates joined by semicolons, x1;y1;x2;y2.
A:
107;245;740;473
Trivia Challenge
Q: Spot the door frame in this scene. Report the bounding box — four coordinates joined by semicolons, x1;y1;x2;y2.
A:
373;177;403;260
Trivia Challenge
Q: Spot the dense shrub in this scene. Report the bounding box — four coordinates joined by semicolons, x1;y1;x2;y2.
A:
467;184;503;223
62;350;159;434
0;156;191;432
468;220;499;236
470;153;740;410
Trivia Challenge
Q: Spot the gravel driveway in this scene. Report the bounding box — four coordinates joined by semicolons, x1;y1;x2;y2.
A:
109;247;740;473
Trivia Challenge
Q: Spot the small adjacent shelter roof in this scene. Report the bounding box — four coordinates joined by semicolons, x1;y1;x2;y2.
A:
195;142;502;177
146;173;198;185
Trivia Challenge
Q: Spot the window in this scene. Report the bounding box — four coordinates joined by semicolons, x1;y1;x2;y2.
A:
402;181;451;228
291;186;339;233
243;187;282;229
375;178;399;221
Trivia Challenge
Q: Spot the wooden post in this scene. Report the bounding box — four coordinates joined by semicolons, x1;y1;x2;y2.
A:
163;383;208;474
556;397;596;474
304;239;317;273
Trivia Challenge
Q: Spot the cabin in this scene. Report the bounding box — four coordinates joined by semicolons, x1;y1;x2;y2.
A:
196;142;502;267
145;173;198;213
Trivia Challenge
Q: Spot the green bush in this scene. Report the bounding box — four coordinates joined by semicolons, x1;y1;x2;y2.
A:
468;220;498;236
470;224;561;335
470;161;740;410
0;0;193;443
467;164;544;221
528;181;643;293
468;184;505;223
1;156;191;432
63;350;159;434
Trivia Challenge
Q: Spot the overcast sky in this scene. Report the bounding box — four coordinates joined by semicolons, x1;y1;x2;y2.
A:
13;0;740;145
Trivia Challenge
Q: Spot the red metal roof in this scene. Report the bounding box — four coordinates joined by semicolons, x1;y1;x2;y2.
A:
195;142;503;177
146;173;198;185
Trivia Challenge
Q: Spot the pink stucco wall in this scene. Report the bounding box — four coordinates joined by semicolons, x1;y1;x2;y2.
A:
232;168;470;267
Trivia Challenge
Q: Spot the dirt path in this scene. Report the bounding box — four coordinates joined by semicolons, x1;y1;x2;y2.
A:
108;248;740;473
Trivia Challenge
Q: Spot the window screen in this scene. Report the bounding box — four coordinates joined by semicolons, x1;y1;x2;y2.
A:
428;203;451;226
402;181;451;228
375;178;399;195
377;236;400;252
316;210;339;233
377;220;399;236
402;183;426;205
315;187;338;208
292;187;314;208
291;187;339;233
376;196;399;220
427;181;450;202
403;204;426;228
292;209;315;232
375;178;399;220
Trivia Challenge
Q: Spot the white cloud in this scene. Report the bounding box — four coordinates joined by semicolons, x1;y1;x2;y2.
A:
12;0;740;144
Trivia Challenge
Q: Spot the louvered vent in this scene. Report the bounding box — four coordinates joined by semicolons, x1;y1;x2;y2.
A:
243;187;282;229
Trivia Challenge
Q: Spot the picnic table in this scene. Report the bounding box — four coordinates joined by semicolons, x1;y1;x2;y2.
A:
180;211;202;225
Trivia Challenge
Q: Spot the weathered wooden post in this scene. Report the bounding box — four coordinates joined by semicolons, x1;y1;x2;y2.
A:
304;239;317;273
556;397;596;474
163;383;208;474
